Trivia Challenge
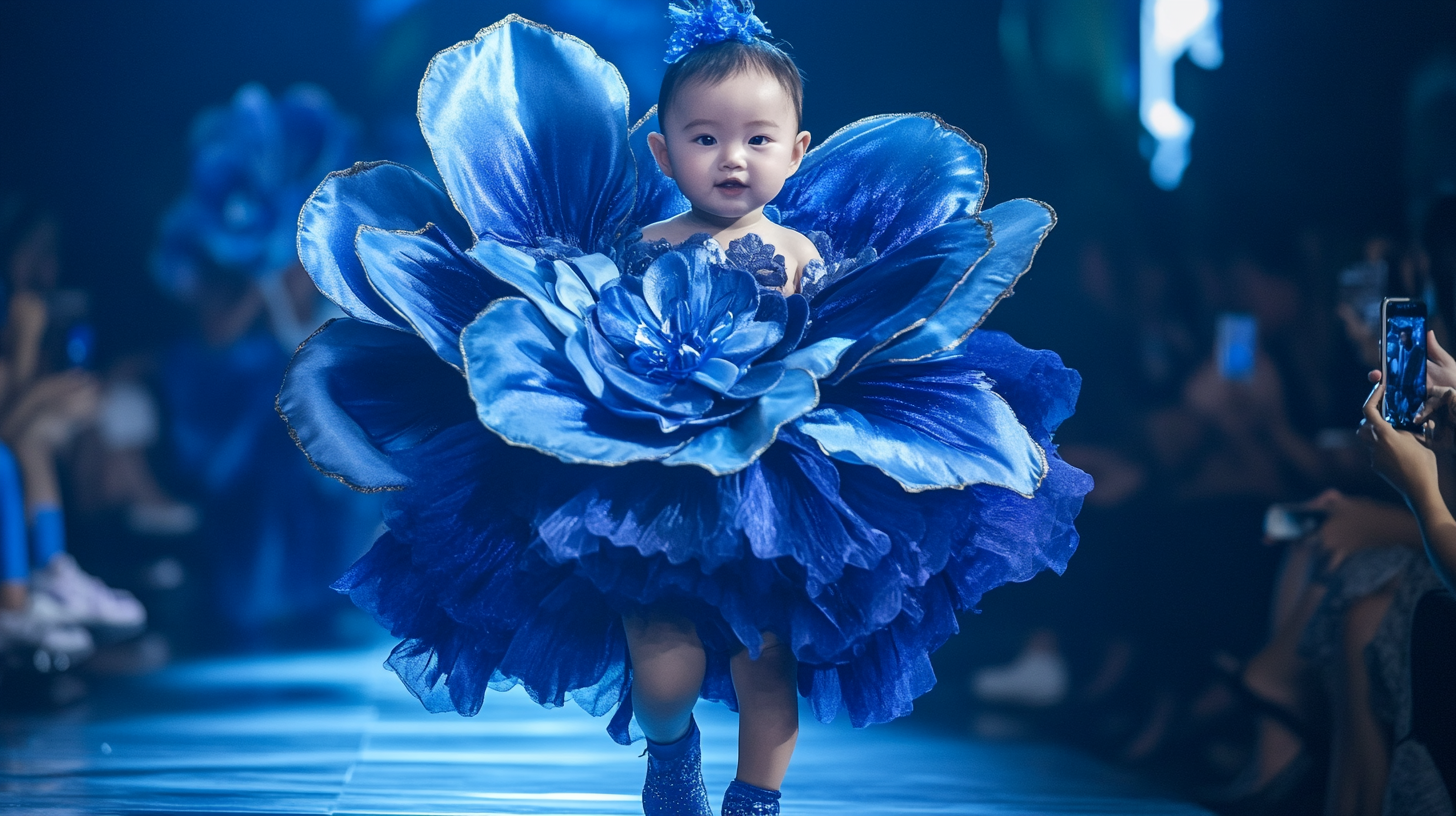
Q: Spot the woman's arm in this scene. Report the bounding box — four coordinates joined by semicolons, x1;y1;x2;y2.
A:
5;292;48;395
1407;476;1456;595
1360;379;1456;593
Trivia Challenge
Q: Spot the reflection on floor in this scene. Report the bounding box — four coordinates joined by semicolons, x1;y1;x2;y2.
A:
0;646;1212;815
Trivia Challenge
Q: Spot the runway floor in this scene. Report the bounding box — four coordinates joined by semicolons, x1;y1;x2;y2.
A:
1;646;1212;815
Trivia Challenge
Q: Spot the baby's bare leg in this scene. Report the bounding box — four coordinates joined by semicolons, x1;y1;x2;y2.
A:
731;631;798;791
623;611;706;743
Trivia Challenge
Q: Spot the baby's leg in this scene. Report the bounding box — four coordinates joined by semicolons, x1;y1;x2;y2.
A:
730;631;798;791
623;611;706;743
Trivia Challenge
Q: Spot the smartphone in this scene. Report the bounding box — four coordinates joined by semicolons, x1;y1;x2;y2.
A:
1216;312;1258;381
1263;504;1329;541
1382;297;1428;430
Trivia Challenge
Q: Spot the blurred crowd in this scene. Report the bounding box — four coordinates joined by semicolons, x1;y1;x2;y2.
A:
934;196;1456;814
0;82;382;709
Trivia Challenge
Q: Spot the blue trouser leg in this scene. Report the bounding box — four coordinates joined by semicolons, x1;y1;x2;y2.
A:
0;444;29;583
30;503;65;568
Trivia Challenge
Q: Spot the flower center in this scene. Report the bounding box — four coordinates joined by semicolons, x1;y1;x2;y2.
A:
630;301;735;382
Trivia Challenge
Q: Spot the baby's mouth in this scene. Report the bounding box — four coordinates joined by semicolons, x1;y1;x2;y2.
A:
716;179;748;189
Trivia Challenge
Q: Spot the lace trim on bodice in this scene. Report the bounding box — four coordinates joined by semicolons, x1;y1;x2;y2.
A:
620;231;829;296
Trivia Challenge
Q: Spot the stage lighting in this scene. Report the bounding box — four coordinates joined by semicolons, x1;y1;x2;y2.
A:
1140;0;1222;189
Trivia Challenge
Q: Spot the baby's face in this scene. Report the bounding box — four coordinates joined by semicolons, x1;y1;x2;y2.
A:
652;71;808;221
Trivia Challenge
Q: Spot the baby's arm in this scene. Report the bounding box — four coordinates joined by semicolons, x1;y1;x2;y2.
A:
772;226;823;296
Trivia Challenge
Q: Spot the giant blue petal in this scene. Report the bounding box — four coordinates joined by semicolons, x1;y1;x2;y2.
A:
468;239;597;336
298;161;473;329
277;318;478;491
419;17;635;252
462;298;690;465
804;218;994;382
775;115;986;260
356;224;505;368
628;108;688;228
862;199;1056;368
663;369;820;475
782;338;855;379
797;357;1045;495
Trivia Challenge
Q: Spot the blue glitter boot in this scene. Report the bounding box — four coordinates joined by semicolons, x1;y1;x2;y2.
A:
642;717;713;816
721;779;780;816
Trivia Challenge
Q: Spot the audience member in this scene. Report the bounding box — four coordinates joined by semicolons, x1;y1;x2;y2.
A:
0;202;147;668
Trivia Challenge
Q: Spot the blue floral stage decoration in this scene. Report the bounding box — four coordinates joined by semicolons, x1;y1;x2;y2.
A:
153;83;358;300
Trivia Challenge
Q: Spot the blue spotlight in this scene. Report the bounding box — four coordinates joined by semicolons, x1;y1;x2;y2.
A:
1140;0;1222;189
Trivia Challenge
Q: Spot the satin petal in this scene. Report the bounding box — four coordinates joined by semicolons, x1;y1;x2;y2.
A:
775;115;986;259
726;361;785;399
717;320;784;362
781;337;855;378
760;293;809;363
862;199;1056;368
356;224;503;368
797;359;1044;495
277;318;478;491
690;357;741;394
462;298;689;465
468;240;593;336
805;218;994;384
551;259;597;319
571;252;621;296
298;161;472;329
419;16;635;252
663;369;820;475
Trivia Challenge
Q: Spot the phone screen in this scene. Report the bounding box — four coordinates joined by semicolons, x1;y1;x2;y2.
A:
1216;312;1258;381
1382;298;1428;430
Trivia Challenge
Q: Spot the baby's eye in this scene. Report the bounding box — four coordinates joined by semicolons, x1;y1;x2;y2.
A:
748;135;771;146
693;134;717;146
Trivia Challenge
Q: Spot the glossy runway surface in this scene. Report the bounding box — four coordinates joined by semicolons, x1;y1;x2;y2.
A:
1;647;1211;815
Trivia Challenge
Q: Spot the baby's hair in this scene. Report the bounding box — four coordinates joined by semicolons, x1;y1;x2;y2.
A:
658;39;803;128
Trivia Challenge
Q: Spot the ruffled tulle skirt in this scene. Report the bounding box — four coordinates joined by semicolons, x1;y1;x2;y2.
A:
333;328;1089;742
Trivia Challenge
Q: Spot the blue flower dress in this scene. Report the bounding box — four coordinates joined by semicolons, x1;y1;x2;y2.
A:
278;16;1092;741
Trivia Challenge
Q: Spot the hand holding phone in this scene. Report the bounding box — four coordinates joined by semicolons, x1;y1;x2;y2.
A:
1381;298;1427;431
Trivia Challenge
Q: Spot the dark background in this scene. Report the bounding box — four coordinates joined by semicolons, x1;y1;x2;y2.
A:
3;0;1453;358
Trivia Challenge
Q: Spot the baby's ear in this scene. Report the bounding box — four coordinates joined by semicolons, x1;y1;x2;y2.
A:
647;132;675;179
789;131;811;174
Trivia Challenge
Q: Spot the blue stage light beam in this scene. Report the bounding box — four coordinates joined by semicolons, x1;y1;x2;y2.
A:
1140;0;1222;189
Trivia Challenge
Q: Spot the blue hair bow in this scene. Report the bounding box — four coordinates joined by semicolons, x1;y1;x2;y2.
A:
664;0;771;63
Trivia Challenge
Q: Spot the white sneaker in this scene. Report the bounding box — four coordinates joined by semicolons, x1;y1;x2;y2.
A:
0;593;95;661
32;554;147;635
971;648;1070;708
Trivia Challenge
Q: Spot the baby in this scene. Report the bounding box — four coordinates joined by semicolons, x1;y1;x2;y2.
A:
642;37;822;295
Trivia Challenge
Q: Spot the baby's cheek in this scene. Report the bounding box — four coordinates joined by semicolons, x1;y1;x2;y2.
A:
758;178;787;205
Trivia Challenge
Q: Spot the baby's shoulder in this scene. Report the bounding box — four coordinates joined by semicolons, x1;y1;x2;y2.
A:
638;215;700;246
764;224;821;264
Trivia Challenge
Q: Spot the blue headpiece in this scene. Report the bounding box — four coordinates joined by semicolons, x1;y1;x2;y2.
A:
664;0;771;64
